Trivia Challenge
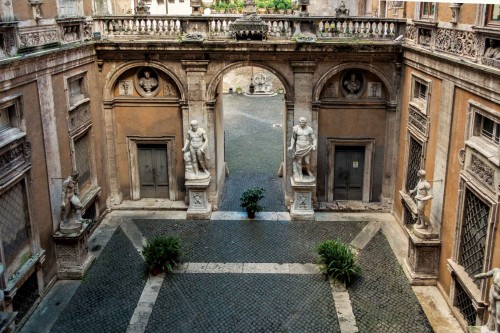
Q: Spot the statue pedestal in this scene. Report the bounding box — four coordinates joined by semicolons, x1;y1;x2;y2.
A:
53;221;94;279
403;226;440;286
185;177;212;220
290;178;315;221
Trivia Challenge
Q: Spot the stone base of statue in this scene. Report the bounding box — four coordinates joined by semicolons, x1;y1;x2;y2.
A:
290;177;315;221
185;177;212;220
53;221;94;279
403;226;441;286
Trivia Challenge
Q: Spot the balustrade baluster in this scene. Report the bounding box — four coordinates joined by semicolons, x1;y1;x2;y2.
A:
175;20;181;35
389;22;395;36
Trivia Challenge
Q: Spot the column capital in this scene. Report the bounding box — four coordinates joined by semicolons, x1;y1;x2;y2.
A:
290;61;317;73
182;60;209;72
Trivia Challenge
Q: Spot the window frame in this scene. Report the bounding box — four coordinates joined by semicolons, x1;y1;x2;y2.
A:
486;4;500;27
409;74;431;115
64;71;89;110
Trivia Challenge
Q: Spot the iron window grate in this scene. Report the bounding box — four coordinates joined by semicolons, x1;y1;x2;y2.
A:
12;272;39;324
459;189;489;285
405;137;422;192
454;279;476;326
74;131;91;186
0;181;30;265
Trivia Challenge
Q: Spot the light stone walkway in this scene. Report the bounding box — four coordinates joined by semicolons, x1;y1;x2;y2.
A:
20;209;464;333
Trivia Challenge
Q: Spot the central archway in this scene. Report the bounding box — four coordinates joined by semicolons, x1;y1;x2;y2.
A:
207;62;293;212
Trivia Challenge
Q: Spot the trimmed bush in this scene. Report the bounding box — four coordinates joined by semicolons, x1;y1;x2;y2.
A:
143;235;182;275
317;240;361;286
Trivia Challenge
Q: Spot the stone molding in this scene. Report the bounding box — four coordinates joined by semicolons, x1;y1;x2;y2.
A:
68;100;92;135
181;60;210;72
408;105;429;137
290;61;317;73
467;154;495;191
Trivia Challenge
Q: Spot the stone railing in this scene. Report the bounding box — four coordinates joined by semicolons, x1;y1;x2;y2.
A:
405;23;500;69
92;15;405;41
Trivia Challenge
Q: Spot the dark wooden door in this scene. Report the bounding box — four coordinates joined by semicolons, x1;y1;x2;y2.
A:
334;146;364;200
138;145;168;198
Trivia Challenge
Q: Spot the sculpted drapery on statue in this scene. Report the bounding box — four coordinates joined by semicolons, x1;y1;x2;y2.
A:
182;120;210;180
60;171;84;233
475;268;500;333
409;170;433;230
288;117;316;183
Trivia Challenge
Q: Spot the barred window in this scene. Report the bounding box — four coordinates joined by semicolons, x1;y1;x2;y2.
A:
459;189;489;284
405;137;423;192
454;279;477;326
74;131;91;187
0;181;31;268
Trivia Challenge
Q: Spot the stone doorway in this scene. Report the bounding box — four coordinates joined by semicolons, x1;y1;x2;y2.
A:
138;144;169;198
217;67;287;211
333;146;365;200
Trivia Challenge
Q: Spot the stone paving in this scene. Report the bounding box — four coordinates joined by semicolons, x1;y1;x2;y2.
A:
219;94;286;212
133;219;367;263
38;215;435;333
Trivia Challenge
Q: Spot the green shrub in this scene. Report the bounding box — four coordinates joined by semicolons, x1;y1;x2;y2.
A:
143;235;182;275
317;240;361;286
240;187;265;214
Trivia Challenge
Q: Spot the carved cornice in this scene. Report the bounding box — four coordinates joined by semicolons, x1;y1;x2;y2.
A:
0;139;31;183
68;101;92;135
408;106;428;136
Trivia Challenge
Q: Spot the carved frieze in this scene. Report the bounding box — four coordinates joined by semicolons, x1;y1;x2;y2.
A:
408;106;428;136
435;28;476;58
19;28;58;48
0;141;31;179
468;154;495;190
405;24;416;42
68;102;92;134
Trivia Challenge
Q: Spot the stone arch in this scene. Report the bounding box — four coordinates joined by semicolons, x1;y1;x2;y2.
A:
313;63;397;103
206;61;293;102
103;60;187;101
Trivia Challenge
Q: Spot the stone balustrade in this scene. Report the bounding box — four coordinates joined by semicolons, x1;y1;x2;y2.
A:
93;15;405;40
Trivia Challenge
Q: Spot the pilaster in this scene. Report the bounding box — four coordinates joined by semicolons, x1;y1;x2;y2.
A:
103;103;122;207
430;80;455;236
37;75;62;232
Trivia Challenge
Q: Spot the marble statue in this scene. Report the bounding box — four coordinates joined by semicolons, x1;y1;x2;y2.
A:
475;268;500;333
409;170;433;230
139;70;158;93
343;73;361;94
60;171;83;231
182;120;210;179
485;40;500;60
288;117;316;182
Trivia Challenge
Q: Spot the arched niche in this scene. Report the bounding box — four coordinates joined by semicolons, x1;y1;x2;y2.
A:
313;64;398;204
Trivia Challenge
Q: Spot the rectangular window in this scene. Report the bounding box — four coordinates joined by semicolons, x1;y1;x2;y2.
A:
69;77;85;106
421;2;435;18
74;131;91;187
454;279;477;326
487;5;500;26
405;137;423;192
459;189;489;284
473;112;500;146
0;182;31;268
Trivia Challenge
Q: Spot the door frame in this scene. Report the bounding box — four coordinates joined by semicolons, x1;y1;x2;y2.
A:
327;138;374;202
127;136;177;201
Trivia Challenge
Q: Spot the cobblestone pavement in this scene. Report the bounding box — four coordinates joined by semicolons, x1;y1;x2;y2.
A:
134;219;367;263
146;274;339;333
219;94;286;211
349;230;433;333
49;227;146;333
43;218;436;333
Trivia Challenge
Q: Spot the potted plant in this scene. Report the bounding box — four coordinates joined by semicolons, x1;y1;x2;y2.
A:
275;0;286;14
240;187;265;218
317;240;361;287
265;0;275;13
256;0;266;14
143;235;182;275
235;86;243;94
216;1;227;13
227;1;237;13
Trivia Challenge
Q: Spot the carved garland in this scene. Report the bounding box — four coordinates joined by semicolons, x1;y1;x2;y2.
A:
435;28;476;58
19;29;58;48
468;154;494;190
